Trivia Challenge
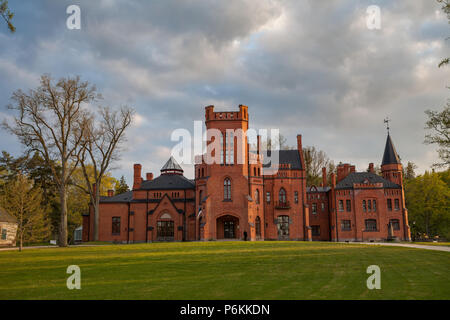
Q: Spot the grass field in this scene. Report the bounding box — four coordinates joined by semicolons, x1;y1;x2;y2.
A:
0;241;449;300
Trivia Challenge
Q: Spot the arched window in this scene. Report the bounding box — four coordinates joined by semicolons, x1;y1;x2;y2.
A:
224;178;231;200
255;189;260;204
202;168;204;177
255;216;261;238
279;188;286;204
254;167;256;176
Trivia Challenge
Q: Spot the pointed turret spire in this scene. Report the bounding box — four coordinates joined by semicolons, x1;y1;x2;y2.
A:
381;133;400;166
160;156;183;175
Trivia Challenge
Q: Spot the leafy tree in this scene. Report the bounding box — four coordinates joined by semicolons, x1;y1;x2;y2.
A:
405;171;450;239
1;174;51;251
424;103;450;168
115;175;129;194
404;162;418;181
0;0;15;33
3;75;97;246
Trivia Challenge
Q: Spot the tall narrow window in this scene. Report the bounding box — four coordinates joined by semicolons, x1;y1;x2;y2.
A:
338;200;344;212
266;191;271;204
321;203;325;211
294;191;298;204
312;203;317;214
346;200;351;212
255;189;260;204
387;199;392;211
112;217;121;235
225;131;234;164
279;188;286;204
394;199;400;211
368;200;372;212
220;133;224;164
373;199;377;212
255;216;261;238
224;178;231;200
199;190;203;206
1;229;6;240
363;200;367;212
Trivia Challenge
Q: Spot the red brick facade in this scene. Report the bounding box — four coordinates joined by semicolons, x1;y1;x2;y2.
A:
83;106;410;243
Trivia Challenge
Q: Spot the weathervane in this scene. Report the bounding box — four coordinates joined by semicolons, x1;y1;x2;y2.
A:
384;117;390;134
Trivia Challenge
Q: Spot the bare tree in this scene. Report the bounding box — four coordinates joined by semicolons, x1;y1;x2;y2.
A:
3;75;97;246
303;146;332;186
77;106;134;241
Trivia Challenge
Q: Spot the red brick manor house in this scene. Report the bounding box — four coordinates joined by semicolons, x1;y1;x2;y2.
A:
82;105;411;243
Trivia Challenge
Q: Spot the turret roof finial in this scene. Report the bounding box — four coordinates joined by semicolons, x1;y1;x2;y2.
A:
384;117;390;135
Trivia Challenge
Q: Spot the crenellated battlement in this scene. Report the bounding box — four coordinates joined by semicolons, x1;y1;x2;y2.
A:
205;104;248;122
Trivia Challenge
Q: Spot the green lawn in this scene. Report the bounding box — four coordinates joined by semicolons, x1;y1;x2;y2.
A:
0;241;449;300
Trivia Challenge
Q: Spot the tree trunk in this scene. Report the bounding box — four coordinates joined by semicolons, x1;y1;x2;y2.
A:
19;232;23;252
59;184;68;247
94;186;100;241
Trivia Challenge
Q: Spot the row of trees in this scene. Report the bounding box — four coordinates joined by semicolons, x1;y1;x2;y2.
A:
0;150;131;248
1;75;134;247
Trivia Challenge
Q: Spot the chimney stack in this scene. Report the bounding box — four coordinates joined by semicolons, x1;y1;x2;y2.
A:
146;172;153;181
369;163;374;173
331;173;336;188
297;135;303;153
107;190;114;197
322;167;327;187
133;164;142;190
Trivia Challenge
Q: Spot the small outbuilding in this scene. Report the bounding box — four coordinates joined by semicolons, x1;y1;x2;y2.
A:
0;207;18;247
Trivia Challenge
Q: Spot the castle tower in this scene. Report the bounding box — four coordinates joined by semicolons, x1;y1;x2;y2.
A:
380;132;411;241
196;104;258;241
381;133;403;186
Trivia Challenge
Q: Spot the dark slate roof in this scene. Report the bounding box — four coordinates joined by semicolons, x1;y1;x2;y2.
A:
307;186;331;193
0;207;17;223
336;172;400;189
140;174;195;190
382;134;401;165
100;191;133;203
262;150;302;170
161;156;183;172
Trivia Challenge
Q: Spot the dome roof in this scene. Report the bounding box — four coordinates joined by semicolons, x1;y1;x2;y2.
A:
160;156;183;174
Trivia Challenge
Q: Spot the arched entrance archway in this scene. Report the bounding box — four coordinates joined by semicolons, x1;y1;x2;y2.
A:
157;212;174;241
216;215;239;239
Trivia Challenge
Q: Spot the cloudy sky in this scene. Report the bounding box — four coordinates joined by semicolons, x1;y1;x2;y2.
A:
0;0;448;183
